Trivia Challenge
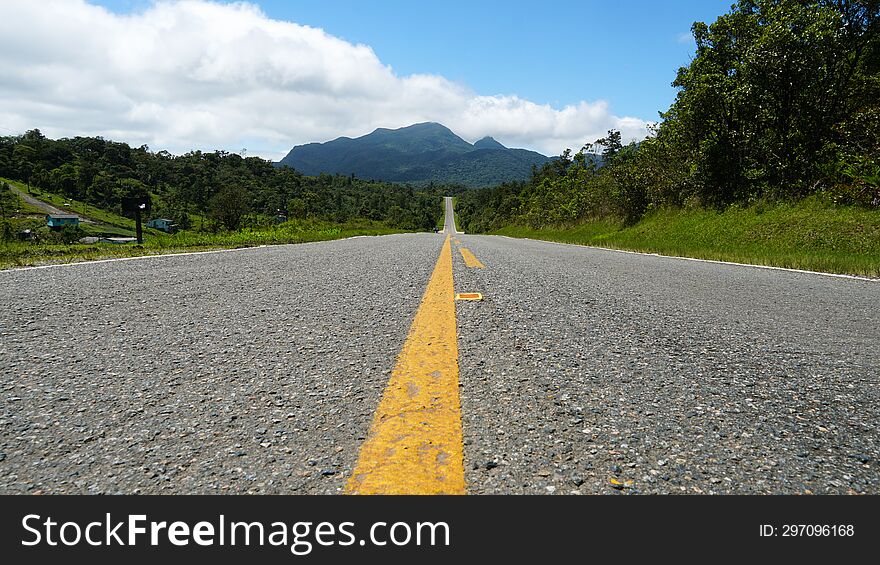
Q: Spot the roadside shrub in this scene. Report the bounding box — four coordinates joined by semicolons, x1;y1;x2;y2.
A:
50;225;85;244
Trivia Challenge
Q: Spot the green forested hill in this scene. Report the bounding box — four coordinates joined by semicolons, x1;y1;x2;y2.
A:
0;131;446;233
277;122;552;187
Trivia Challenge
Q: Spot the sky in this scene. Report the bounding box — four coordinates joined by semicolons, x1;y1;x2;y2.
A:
0;0;733;160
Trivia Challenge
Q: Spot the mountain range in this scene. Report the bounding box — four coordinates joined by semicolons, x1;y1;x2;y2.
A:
277;122;553;187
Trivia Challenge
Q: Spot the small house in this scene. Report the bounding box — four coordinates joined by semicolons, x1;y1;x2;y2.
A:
46;214;80;230
147;218;175;232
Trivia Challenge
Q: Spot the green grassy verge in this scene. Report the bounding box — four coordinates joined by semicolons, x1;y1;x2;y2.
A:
491;197;880;277
79;223;136;237
1;178;136;229
0;219;405;270
436;199;447;231
10;193;45;215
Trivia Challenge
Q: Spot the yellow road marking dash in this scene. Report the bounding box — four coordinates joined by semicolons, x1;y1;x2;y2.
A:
459;248;484;269
346;235;464;495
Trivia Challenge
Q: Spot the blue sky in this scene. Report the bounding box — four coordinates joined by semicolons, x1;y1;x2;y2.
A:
2;1;734;158
91;0;733;120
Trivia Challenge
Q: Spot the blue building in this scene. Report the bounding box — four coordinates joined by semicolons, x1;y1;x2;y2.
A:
147;218;175;232
46;214;80;230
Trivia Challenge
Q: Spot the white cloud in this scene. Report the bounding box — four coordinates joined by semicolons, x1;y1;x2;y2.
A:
0;0;650;159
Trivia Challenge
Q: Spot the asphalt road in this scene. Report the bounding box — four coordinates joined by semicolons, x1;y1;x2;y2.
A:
452;236;879;494
1;239;439;494
1;205;878;494
442;196;459;234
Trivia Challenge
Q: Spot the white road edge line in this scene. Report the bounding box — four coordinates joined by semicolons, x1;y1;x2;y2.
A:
493;235;879;283
1;234;389;273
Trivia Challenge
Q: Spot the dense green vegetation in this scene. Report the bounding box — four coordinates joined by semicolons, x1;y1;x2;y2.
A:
0;128;449;266
0;182;21;216
457;0;879;273
279;122;551;187
1;175;419;268
494;197;880;276
0;131;442;231
6;179;138;229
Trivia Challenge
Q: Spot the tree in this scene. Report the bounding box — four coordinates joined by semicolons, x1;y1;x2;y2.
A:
49;164;78;197
596;130;623;163
12;144;36;190
287;197;307;219
209;185;250;231
668;0;880;203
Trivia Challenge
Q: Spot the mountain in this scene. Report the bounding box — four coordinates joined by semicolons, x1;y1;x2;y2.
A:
473;136;507;150
277;122;552;187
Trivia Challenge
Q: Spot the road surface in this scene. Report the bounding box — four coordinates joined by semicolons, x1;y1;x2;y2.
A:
1;200;877;494
8;184;68;216
441;196;459;234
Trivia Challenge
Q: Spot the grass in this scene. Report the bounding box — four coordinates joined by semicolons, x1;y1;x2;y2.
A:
1;178;136;229
491;197;880;277
436;199;448;231
79;223;136;237
0;178;420;269
3;177;140;238
0;219;407;269
9;194;45;215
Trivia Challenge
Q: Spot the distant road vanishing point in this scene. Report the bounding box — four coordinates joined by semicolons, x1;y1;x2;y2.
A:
441;196;460;235
1;198;877;495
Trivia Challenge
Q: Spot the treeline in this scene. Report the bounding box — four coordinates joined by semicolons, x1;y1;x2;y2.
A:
0;132;443;231
457;0;879;233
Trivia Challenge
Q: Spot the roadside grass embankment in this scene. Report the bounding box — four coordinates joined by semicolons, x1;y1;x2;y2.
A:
3;178;137;230
10;196;44;215
3;177;140;238
436;208;446;231
1;177;412;269
491;197;880;278
0;219;405;269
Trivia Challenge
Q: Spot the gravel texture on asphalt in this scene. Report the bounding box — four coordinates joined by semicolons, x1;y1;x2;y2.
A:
2;224;878;495
451;235;879;494
0;235;443;494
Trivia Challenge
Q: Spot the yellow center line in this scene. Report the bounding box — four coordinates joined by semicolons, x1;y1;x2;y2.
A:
346;235;465;495
459;248;484;269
